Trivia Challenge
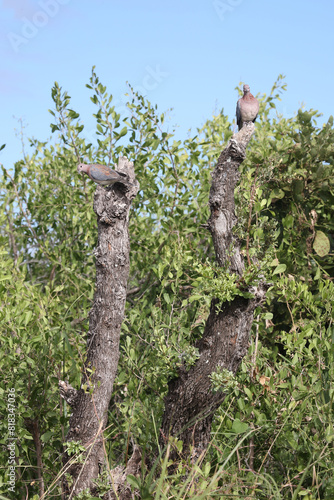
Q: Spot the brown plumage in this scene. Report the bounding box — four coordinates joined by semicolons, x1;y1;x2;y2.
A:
236;84;259;131
77;163;133;187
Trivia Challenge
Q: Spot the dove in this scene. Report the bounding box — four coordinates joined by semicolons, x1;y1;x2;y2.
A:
77;163;133;187
236;84;259;131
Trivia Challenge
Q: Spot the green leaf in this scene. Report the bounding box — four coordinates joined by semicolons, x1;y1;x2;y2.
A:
68;109;79;119
273;264;286;275
41;431;53;443
270;188;285;201
118;126;128;138
231;419;249;434
313;230;330;257
244;387;253;400
189;294;202;303
126;474;141;489
50;124;59;133
24;311;33;326
269;258;279;266
325;424;334;443
283;215;294;229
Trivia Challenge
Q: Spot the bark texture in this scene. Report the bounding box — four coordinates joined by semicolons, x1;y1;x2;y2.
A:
160;123;266;458
60;157;138;496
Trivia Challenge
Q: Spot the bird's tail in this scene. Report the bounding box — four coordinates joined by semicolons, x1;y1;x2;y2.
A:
115;171;134;187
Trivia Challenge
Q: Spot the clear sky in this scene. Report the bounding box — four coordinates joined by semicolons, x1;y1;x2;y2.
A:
1;0;333;167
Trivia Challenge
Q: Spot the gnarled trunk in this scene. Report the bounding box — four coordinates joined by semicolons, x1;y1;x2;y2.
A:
60;157;138;496
160;124;266;458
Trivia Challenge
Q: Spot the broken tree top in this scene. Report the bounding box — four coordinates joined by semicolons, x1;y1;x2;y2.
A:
236;84;259;131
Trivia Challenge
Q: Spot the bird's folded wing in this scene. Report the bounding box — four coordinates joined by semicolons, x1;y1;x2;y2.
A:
90;164;117;182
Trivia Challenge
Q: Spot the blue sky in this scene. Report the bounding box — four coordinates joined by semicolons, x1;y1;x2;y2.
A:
1;0;333;167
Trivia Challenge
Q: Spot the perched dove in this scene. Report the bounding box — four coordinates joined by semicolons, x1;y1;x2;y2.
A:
236;84;259;131
77;163;133;187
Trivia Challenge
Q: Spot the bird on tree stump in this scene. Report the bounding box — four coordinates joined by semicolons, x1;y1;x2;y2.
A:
236;84;259;131
77;163;133;188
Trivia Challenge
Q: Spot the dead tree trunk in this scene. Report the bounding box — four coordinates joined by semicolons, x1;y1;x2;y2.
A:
160;124;266;459
60;157;138;497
